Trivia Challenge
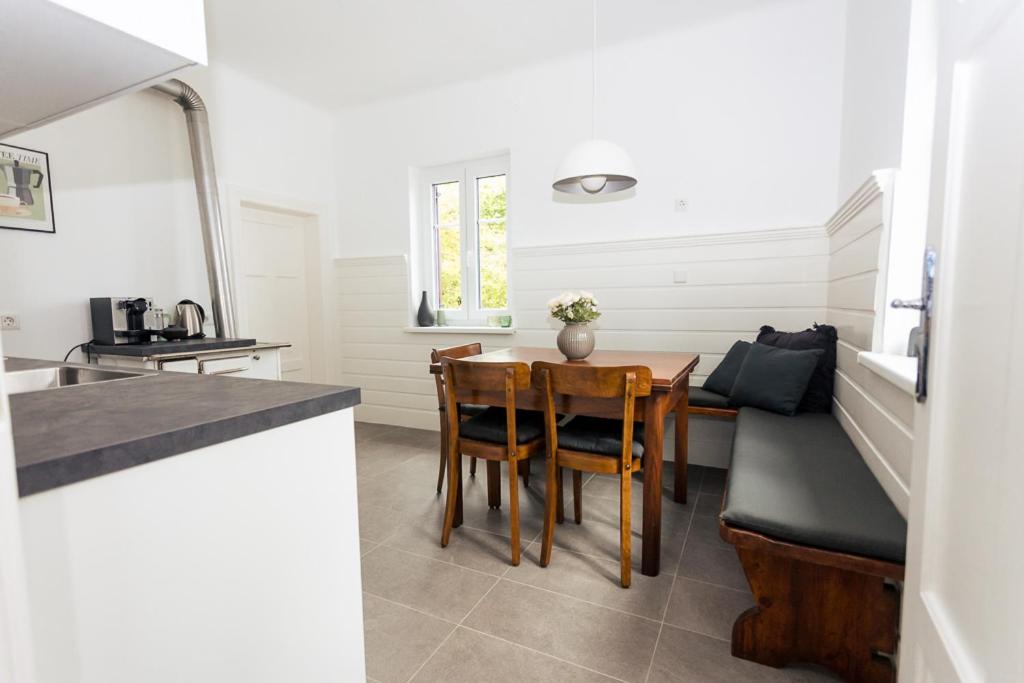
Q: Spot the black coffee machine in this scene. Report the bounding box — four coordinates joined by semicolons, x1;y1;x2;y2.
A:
90;297;156;345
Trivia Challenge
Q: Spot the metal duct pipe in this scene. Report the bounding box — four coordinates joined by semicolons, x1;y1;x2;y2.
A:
151;79;237;338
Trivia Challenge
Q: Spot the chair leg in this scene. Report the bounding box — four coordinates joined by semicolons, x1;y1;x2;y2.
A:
540;454;558;567
556;467;565;524
441;443;461;547
436;425;447;495
572;470;583;524
470;456;477;477
487;460;501;510
521;458;530;488
620;467;632;588
508;454;521;566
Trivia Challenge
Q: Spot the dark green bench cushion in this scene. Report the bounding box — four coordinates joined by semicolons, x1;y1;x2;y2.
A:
722;407;907;564
558;416;645;457
460;407;544;444
690;387;731;409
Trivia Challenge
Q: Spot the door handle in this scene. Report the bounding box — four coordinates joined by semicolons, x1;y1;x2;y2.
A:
891;247;936;402
890;298;925;311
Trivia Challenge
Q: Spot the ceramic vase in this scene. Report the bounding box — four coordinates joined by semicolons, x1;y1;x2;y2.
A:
416;291;435;326
557;322;595;360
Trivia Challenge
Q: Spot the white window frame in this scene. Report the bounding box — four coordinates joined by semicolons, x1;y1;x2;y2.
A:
419;154;511;324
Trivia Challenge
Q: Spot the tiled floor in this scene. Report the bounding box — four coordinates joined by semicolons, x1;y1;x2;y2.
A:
355;422;840;683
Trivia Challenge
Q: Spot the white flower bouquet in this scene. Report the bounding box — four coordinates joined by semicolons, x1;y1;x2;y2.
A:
547;291;601;325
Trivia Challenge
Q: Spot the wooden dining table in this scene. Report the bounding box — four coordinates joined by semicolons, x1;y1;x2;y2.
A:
430;346;700;577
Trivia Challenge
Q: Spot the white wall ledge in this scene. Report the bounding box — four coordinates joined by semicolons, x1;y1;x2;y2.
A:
857;351;916;395
403;326;516;335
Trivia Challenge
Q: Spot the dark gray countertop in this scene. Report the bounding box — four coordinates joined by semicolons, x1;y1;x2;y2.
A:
89;337;259;357
6;358;360;497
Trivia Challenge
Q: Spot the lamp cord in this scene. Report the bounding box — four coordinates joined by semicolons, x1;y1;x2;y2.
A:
592;0;597;139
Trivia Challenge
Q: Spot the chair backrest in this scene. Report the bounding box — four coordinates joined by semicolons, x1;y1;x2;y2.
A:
531;362;653;399
442;357;531;450
430;343;483;409
531;362;653;463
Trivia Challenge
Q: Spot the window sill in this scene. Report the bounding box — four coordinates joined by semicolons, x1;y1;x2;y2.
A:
403;326;516;335
857;352;916;395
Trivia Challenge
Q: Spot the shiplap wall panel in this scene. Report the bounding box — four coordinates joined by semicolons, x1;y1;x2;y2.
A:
825;175;914;515
335;228;830;467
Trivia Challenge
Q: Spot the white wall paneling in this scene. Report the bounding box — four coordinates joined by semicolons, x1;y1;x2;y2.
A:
825;174;913;514
336;226;830;468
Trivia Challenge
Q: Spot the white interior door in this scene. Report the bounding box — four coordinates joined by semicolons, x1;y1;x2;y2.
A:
0;347;36;682
236;205;315;382
899;1;1024;680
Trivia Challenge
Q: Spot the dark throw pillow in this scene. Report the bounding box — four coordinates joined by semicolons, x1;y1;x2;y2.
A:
756;323;838;413
702;340;751;397
729;343;824;416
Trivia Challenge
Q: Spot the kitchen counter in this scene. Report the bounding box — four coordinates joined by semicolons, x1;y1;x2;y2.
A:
6;357;360;496
88;337;266;358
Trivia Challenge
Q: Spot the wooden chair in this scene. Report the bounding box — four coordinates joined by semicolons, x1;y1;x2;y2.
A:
440;358;546;566
533;362;653;588
431;344;485;493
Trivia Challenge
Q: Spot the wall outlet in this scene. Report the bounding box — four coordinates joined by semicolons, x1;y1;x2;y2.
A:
675;199;689;212
1;314;20;330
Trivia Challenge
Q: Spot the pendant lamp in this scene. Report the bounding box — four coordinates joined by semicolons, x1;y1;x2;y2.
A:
553;0;637;195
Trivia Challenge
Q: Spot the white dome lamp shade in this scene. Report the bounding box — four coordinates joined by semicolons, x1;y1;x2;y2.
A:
553;0;637;195
553;139;637;195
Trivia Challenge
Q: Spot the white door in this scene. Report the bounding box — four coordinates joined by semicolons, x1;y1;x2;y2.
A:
0;347;36;682
235;205;316;382
899;1;1024;680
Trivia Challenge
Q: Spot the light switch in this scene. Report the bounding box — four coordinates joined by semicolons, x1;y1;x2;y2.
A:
672;270;688;284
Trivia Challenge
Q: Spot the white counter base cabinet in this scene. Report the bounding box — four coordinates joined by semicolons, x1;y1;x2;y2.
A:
19;409;365;683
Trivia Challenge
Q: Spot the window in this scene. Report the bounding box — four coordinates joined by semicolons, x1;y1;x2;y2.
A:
420;155;510;323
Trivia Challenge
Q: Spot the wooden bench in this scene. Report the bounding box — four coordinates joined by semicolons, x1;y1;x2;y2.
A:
689;387;906;683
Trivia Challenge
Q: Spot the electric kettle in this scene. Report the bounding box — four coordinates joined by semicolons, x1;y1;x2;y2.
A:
175;300;206;339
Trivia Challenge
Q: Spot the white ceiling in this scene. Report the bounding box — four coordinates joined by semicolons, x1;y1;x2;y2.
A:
204;0;796;110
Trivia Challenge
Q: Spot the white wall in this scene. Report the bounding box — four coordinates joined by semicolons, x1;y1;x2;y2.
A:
333;0;845;257
825;174;913;514
836;0;913;202
336;225;830;469
0;63;338;362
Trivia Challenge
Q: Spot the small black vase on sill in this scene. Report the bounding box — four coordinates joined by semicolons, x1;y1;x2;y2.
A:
417;291;435;327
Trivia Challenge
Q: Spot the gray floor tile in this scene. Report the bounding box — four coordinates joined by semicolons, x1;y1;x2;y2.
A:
361;545;497;622
358;501;407;543
513;542;675;620
676;539;748;590
700;466;727;495
362;593;456;683
360;540;379;557
546;492;691;574
412;627;617;682
663;577;754;641
685;508;731;547
463;580;661;682
384;518;523;577
693;490;724;517
648;625;840;682
355;438;425;480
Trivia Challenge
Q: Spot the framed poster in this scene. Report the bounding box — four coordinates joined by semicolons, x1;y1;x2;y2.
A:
0;143;55;234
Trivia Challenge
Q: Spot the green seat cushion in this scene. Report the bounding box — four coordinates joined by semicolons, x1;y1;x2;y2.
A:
459;407;544;444
722;408;907;564
690;387;731;409
558;416;645;458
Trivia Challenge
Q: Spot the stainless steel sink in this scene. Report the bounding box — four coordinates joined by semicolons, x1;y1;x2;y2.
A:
5;366;146;395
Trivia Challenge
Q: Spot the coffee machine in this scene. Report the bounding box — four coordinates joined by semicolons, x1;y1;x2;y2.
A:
90;297;157;345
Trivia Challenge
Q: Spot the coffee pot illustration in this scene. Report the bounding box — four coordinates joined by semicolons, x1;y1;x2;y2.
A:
9;160;44;206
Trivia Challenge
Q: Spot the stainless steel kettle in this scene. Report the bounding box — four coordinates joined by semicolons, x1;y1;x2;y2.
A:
175;300;206;339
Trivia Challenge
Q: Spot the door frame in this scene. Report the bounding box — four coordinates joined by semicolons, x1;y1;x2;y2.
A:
225;186;333;384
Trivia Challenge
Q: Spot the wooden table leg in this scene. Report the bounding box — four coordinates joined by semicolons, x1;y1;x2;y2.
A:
487;460;501;509
642;393;668;576
454;453;463;528
674;384;690;504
